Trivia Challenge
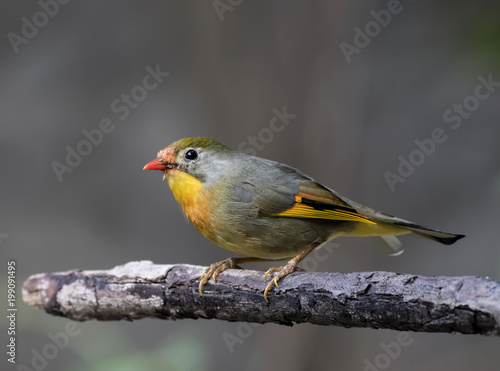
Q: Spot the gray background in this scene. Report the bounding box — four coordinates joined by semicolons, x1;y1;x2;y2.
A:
1;1;500;370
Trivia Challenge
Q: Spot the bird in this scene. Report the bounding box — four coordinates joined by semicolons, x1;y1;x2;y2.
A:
143;137;464;300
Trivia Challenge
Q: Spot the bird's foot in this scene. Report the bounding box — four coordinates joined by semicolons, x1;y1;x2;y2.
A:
199;258;240;295
263;258;299;301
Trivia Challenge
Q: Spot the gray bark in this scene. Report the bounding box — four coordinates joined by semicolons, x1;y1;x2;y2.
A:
22;261;500;336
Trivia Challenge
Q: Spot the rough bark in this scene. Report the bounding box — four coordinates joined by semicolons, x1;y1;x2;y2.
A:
22;261;500;335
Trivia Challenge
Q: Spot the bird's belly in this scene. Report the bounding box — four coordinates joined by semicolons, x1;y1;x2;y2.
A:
209;216;351;260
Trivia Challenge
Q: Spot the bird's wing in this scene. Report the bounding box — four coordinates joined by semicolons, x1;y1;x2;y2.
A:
266;178;376;225
236;159;375;225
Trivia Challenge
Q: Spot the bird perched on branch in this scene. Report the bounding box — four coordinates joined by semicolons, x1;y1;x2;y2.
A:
144;137;464;300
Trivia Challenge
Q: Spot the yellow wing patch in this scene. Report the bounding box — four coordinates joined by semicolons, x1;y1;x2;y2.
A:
271;195;376;225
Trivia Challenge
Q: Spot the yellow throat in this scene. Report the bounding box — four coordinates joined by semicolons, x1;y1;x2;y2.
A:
166;170;210;232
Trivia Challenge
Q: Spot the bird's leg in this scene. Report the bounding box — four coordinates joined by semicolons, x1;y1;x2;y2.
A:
263;240;323;301
199;257;274;295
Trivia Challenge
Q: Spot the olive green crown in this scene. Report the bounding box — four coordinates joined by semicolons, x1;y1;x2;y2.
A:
170;137;231;153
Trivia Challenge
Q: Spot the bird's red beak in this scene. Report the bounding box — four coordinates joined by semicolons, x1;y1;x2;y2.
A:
143;159;168;170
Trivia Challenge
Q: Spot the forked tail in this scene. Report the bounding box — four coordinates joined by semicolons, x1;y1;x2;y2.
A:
393;220;465;245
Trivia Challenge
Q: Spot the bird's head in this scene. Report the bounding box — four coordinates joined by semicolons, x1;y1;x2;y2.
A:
143;137;232;183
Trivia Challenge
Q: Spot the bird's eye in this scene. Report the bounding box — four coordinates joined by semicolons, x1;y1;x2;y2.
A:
184;149;198;161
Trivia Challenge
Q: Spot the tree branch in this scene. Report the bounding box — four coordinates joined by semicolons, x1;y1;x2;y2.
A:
22;261;500;336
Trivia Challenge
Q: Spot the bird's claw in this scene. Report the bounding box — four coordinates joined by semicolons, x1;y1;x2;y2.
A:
263;261;298;301
199;257;300;301
199;258;239;295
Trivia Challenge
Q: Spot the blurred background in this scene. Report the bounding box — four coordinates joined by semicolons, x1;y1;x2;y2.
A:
1;1;500;370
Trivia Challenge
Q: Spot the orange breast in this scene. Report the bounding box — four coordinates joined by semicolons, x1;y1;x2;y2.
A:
166;170;213;237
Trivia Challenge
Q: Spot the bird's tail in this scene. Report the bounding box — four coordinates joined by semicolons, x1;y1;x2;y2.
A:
391;219;465;245
365;218;465;256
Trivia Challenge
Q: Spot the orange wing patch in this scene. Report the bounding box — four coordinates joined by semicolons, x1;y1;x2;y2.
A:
271;195;376;224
